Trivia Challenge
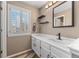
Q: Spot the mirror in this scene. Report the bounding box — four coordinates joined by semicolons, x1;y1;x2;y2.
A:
53;1;74;28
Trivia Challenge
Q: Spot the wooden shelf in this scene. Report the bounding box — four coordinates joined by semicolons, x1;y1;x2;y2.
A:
38;15;45;19
39;21;49;24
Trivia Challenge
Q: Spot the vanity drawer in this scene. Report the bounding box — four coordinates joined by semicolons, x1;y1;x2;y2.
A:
41;41;50;50
51;46;71;58
32;37;36;41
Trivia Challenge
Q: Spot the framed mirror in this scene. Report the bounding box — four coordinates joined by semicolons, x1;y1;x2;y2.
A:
53;1;74;28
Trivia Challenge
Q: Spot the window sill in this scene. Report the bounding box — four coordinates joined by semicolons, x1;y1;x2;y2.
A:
8;33;31;37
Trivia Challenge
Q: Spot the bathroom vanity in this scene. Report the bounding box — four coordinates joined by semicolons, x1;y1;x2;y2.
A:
68;38;79;58
32;33;75;58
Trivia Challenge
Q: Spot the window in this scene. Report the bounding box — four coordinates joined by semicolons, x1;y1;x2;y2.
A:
8;4;31;36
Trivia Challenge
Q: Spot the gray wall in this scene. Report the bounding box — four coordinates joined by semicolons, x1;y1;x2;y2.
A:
40;1;79;38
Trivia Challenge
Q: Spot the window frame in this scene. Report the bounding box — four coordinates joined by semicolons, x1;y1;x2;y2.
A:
8;4;31;37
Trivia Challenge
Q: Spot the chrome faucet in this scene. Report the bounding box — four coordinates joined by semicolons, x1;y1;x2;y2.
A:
57;33;62;40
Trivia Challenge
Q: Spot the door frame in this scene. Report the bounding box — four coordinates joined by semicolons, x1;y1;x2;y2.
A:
1;1;7;57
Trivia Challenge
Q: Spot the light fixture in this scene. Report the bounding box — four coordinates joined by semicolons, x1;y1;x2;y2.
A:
48;2;53;7
53;1;57;4
45;5;49;9
45;1;57;9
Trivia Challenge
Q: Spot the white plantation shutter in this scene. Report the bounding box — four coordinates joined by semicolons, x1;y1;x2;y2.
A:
8;4;31;36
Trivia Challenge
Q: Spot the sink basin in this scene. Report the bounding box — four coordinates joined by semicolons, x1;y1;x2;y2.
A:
49;38;74;46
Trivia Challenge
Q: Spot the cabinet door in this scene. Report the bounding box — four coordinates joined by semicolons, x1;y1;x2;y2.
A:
32;37;36;51
35;39;41;57
41;47;50;58
32;37;41;57
51;46;71;58
41;41;50;50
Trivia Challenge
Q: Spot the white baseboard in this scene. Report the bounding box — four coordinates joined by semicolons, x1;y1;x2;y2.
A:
27;52;35;58
7;49;32;58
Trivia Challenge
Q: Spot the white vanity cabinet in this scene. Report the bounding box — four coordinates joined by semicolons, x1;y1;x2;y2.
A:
32;37;41;57
32;37;51;58
32;34;73;58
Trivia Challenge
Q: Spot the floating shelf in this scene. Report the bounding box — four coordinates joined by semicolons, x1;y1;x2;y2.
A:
39;21;49;24
38;15;45;19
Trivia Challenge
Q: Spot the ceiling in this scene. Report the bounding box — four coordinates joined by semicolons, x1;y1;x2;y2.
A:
23;1;48;8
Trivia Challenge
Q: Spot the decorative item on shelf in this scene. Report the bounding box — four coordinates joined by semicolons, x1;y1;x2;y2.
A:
32;23;36;32
39;21;49;24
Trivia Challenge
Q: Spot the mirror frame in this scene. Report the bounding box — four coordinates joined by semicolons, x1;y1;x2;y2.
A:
53;1;74;28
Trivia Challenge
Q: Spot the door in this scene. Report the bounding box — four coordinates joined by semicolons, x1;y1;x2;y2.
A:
35;39;41;57
32;37;41;57
41;41;51;58
51;46;71;58
0;1;2;58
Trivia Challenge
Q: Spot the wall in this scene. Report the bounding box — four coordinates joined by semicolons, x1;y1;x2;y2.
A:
7;1;39;56
40;1;79;38
7;35;31;56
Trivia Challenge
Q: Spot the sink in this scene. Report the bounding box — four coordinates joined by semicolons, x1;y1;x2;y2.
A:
33;33;74;46
49;38;74;46
33;34;52;39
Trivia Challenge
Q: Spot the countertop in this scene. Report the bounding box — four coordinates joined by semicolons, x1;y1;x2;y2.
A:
32;33;75;53
68;38;79;55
